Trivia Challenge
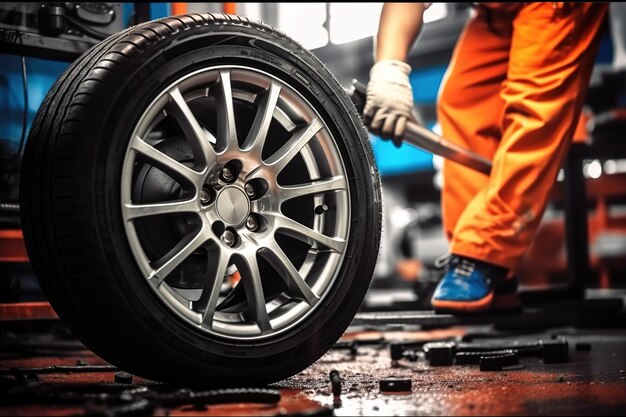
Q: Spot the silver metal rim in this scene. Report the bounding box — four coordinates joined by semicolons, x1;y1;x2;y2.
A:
120;65;351;341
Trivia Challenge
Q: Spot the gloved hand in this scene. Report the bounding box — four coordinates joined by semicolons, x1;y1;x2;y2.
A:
363;59;414;148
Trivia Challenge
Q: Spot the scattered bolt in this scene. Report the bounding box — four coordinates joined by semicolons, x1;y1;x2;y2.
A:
314;204;329;215
244;183;256;198
456;350;516;365
329;370;342;397
332;341;358;357
221;230;236;246
200;188;211;204
380;377;412;393
114;371;133;384
480;351;519;372
220;166;235;182
25;373;39;383
245;215;259;232
423;342;456;366
542;339;569;364
389;342;404;367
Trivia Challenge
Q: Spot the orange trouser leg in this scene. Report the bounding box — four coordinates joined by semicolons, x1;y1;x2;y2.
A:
449;3;608;269
438;7;514;241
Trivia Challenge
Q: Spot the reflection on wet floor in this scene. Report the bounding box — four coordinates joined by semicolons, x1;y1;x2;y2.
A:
1;325;626;416
278;327;626;416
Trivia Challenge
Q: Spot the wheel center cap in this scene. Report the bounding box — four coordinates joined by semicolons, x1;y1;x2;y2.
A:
216;187;250;225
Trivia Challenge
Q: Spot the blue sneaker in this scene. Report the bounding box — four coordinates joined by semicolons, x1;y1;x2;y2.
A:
431;254;508;313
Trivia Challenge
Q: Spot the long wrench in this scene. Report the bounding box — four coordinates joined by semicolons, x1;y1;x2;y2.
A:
349;81;492;175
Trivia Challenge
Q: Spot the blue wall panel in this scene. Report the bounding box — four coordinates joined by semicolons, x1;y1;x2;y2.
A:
150;3;171;20
372;65;447;176
0;54;69;155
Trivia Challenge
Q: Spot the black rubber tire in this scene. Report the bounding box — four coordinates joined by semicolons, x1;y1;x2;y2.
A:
20;13;381;386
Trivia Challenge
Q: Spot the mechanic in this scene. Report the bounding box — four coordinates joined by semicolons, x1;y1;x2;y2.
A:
364;2;608;313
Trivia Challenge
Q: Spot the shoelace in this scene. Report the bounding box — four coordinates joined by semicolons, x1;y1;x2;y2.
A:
453;259;475;277
434;253;453;269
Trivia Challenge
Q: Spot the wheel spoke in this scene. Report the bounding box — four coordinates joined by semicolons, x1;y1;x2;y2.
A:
123;67;353;340
215;69;238;152
260;242;319;305
270;213;346;254
168;87;217;171
278;176;347;202
148;225;209;286
238;253;271;332
123;198;198;221
241;81;281;155
264;119;324;174
131;136;205;188
194;244;231;327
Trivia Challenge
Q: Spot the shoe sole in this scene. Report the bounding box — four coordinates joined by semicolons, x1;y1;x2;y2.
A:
431;292;494;313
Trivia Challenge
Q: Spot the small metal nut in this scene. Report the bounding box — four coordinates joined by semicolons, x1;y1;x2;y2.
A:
114;371;133;384
246;215;259;232
379;377;412;393
200;188;211;204
220;166;235;182
221;230;236;246
542;339;569;364
245;183;256;198
329;370;342;397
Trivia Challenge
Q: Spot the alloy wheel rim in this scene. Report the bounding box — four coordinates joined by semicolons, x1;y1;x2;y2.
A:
120;65;351;341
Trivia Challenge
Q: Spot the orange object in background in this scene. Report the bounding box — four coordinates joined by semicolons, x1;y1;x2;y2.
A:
0;302;58;321
519;173;626;290
0;229;28;263
437;2;608;271
396;258;423;282
171;3;187;15
223;3;236;15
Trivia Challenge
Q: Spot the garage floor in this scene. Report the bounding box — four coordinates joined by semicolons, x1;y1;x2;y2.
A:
2;321;626;416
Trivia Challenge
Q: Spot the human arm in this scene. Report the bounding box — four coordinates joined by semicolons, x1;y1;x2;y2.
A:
375;2;427;62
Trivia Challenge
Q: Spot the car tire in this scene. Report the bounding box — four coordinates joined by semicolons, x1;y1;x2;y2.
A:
20;13;381;386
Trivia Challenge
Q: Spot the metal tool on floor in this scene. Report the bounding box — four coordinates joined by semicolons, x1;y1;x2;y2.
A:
389;337;569;369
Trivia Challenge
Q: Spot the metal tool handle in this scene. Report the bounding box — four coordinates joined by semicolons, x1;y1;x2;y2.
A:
349;81;492;175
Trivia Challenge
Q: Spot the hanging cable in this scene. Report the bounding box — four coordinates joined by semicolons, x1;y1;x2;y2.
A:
16;55;28;158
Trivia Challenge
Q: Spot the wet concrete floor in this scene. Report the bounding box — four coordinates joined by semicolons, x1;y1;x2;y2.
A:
279;327;626;416
1;325;625;416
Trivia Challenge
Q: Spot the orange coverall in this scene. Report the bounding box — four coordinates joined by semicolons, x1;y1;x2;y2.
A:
438;2;609;270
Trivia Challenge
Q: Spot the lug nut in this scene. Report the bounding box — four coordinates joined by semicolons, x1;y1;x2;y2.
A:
246;215;259;232
200;188;211;205
221;230;236;247
244;183;256;198
220;166;235;182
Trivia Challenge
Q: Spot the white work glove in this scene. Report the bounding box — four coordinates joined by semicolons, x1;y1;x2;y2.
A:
363;59;414;148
